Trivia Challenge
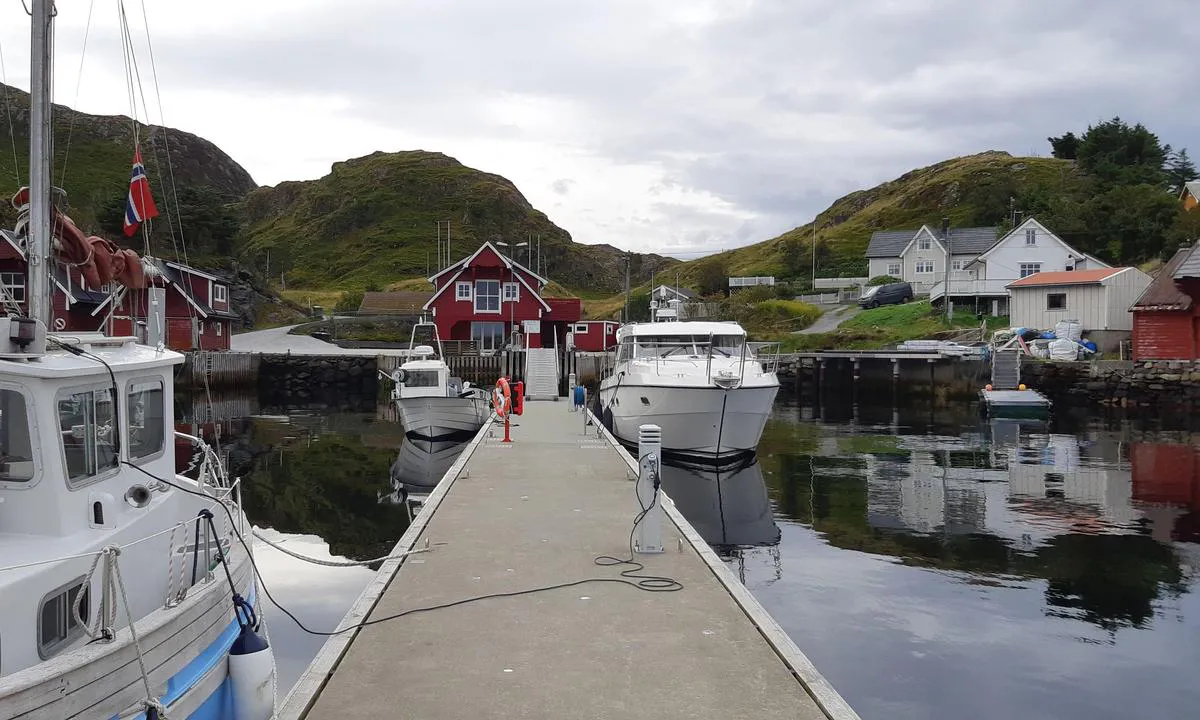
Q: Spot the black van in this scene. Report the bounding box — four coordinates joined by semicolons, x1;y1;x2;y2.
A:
858;282;913;309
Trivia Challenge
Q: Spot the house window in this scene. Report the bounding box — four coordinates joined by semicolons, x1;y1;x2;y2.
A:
212;284;227;304
39;579;89;659
470;321;506;352
0;272;25;303
887;263;901;276
0;388;34;483
127;379;165;462
951;259;963;271
474;280;500;313
1019;263;1042;278
58;388;118;485
215;322;223;337
1047;293;1067;311
915;261;935;274
573;323;589;334
918;236;931;251
455;281;472;301
503;282;519;302
1025;229;1037;246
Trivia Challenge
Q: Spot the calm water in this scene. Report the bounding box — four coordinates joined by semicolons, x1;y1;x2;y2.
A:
180;391;1199;718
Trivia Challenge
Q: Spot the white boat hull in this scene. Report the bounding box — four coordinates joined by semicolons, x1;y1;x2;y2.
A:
395;395;487;439
598;383;778;460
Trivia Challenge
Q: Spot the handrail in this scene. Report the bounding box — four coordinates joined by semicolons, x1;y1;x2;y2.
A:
706;332;714;386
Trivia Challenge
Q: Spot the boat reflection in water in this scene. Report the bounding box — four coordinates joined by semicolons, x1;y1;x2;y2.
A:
658;454;782;583
388;430;475;497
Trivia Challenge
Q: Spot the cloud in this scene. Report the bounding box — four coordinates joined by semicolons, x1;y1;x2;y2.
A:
1;0;1194;257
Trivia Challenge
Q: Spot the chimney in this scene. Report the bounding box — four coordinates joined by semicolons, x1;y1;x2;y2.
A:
1013;211;1023;226
941;217;950;238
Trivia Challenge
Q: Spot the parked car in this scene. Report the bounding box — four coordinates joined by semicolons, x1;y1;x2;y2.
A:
858;282;913;308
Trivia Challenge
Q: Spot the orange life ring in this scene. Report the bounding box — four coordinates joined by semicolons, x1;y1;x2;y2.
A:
493;377;511;418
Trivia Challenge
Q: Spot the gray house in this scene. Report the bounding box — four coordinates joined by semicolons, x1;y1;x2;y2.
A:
866;225;999;295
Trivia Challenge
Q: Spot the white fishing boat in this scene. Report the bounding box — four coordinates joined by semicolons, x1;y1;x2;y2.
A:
387;319;488;439
597;321;780;462
0;3;275;718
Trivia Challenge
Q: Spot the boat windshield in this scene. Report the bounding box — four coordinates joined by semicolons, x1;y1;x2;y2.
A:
0;388;34;482
633;334;746;359
404;370;441;388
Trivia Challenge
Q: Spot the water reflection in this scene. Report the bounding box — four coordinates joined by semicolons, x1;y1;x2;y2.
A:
389;431;474;495
743;393;1200;720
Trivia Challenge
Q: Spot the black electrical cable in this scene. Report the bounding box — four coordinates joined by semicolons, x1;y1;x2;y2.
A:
53;338;122;461
122;459;683;639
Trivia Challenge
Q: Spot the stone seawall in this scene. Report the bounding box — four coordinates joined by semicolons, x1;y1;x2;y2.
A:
1022;359;1200;408
258;354;377;411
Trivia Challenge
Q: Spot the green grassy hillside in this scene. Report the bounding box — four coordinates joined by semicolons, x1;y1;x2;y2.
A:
659;151;1091;288
237;150;675;292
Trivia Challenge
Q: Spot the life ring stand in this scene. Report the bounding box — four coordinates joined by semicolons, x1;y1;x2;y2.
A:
493;377;513;443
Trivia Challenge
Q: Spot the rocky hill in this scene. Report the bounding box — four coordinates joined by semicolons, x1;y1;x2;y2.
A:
0;82;255;243
238;150;674;292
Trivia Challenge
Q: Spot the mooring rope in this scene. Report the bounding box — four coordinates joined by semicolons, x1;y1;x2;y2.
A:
250;528;435;567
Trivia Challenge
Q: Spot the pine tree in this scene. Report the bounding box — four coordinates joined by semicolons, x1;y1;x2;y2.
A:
1165;147;1198;194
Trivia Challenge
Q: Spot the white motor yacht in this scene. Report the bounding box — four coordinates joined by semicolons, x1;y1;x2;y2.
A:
597;321;779;462
388;320;488;439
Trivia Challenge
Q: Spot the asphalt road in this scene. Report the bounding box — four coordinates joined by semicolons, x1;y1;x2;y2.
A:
795;304;861;334
231;325;409;356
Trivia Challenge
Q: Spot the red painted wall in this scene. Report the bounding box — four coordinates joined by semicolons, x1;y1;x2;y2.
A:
572;321;619;351
1132;279;1200;361
430;247;550;349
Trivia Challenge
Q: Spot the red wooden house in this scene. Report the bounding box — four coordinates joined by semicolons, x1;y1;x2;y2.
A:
569;320;619;351
0;229;235;350
423;241;581;353
1130;243;1200;361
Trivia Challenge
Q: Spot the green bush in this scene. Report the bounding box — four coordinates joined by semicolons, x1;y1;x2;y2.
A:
727;298;822;336
867;275;901;286
335;290;365;312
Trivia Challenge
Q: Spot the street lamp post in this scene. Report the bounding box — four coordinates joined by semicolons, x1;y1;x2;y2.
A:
495;240;529;349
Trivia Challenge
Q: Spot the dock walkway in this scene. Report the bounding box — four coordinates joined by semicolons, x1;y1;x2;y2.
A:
280;402;858;720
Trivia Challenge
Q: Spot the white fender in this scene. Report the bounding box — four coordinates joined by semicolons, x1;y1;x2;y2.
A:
229;621;276;720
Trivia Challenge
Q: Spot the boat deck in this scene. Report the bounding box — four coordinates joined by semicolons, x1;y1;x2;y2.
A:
280;402;857;720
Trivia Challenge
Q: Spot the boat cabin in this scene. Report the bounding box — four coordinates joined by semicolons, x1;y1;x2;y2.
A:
614;321;749;362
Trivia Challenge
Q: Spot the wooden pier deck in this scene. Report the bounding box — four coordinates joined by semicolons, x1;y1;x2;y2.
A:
279;402;859;720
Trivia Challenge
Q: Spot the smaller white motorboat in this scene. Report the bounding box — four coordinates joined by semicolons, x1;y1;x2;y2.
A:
387;320;488;439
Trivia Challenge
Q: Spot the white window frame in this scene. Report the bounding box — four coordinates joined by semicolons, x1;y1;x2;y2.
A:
216;322;223;337
1019;263;1042;278
1;271;25;303
887;263;901;276
38;576;89;659
470;321;506;352
474;280;501;314
212;283;227;304
56;384;120;488
951;259;963;271
0;383;39;488
918;237;931;251
1046;292;1067;311
503;282;519;302
1025;228;1037;246
126;377;166;464
915;261;935;274
455;281;472;301
573;323;589;334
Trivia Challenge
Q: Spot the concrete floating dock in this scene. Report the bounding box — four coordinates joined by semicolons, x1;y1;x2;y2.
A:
279;402;859;720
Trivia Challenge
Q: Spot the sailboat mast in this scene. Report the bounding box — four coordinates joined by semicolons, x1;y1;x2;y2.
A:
27;0;54;327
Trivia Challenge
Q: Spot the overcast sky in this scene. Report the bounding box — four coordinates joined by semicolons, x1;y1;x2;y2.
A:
0;0;1195;258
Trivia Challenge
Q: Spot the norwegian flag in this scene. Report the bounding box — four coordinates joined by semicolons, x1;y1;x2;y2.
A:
123;146;159;237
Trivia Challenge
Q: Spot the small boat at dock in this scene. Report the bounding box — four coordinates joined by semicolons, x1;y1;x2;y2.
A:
386;320;488;440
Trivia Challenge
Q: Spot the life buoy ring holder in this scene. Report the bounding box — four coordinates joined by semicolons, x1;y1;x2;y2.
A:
393;368;409;385
493;377;511;418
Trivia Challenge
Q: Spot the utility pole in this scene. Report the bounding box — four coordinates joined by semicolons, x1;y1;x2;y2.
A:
623;253;631;323
811;220;818;290
941;217;952;323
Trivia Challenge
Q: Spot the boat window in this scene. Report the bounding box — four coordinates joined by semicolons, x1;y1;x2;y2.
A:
616;340;633;363
634;334;746;358
0;388;34;482
58;388;119;485
38;579;88;659
405;370;441;388
127;379;165;461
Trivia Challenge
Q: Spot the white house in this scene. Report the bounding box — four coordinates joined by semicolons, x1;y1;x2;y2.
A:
866;225;998;295
1006;266;1152;350
867;218;1108;316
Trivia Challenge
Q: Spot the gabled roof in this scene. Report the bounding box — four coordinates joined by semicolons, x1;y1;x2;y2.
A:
1007;267;1127;288
421;265;552;312
1174;243;1200;279
866;230;917;258
1132;247;1194;311
0;229;25;258
867;226;998;258
151;259;239;320
165;261;221;282
51;266;108;304
1180;180;1200;200
969;218;1108;268
427;241;548;286
653;284;698;300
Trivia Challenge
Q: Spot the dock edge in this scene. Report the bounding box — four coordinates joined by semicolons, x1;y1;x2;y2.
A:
584;409;864;720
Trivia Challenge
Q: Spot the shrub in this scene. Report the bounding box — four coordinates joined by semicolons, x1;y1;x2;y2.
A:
335;290;365;312
867;275;901;286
